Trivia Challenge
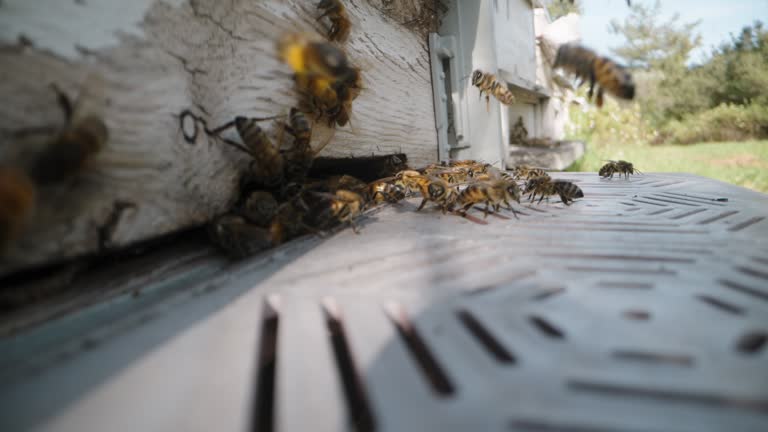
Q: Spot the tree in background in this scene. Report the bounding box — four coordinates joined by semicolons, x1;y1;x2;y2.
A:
547;0;581;20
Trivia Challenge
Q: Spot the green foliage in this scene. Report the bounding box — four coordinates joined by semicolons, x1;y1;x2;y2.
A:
608;0;701;70
566;140;768;193
567;96;655;146
547;0;581;20
658;103;768;145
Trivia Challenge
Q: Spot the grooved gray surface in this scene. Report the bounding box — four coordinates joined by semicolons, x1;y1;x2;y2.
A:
1;173;767;432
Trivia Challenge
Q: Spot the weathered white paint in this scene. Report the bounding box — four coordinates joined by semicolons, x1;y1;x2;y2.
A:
438;0;506;167
0;0;186;60
0;0;438;276
493;0;536;87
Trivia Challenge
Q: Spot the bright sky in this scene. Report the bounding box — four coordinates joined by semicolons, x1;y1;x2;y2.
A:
579;0;768;64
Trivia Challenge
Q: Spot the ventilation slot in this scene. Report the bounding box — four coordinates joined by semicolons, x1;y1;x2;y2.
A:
622;309;650;320
736;266;768;281
457;309;516;364
322;298;376;432
529;315;565;340
567;380;768;412
531;287;566;301
696;294;744;315
510;418;658;432
728;216;765;232
252;296;280;432
385;302;455;396
719;279;768;302
669;208;707;220
598;281;653;289
698;210;739;224
612;350;693;366
736;331;767;354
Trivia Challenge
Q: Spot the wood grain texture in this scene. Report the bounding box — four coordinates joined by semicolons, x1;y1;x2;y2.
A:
0;0;438;276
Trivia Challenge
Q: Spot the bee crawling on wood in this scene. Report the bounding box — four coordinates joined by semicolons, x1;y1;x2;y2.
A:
411;175;459;214
554;43;635;108
524;176;583;205
457;178;521;219
599;160;642;179
305;189;366;233
365;177;406;205
317;0;351;43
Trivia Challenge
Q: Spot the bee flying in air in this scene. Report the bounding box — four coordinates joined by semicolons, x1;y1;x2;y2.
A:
471;70;515;111
0;167;37;254
30;81;109;185
599;160;641;179
553;43;634;108
317;0;351;43
524;176;584;205
457;178;521;218
278;33;362;127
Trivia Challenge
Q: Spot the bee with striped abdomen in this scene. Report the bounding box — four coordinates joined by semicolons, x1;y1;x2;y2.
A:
471;70;515;111
511;165;549;181
317;0;351;43
232;116;285;190
599;160;641;179
457;179;521;218
524;176;583;205
411;175;458;214
553;43;635;108
306;189;366;233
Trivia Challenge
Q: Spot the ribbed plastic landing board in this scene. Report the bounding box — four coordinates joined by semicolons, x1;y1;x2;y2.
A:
1;172;767;432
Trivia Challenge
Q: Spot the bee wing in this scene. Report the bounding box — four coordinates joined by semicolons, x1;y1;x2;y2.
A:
311;124;336;156
70;73;108;123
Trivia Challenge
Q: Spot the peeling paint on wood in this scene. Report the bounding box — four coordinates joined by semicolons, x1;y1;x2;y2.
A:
0;0;438;276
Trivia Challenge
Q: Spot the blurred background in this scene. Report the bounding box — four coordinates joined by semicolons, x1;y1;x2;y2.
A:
552;0;768;192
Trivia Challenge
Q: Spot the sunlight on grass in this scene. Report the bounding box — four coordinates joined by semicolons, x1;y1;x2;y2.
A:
566;140;768;193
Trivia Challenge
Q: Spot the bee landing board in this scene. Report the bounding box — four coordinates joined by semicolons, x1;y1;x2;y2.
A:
2;173;768;431
0;0;437;276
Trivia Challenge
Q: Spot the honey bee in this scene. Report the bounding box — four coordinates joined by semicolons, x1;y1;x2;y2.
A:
554;43;635;108
511;165;549;181
366;178;406;205
410;175;458;214
599;160;642;179
306;189;365;232
393;169;426;195
317;0;351;43
0;167;36;253
208;214;275;258
269;199;311;244
524;176;584;205
241;190;278;227
30;83;108;185
282;108;325;185
227;116;285;190
457;178;521;218
471;70;515;111
278;33;361;127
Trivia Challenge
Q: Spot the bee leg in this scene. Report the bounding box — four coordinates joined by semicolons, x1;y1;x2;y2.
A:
349;220;360;234
538;194;545;204
483;203;490;218
50;83;74;123
417;198;428;211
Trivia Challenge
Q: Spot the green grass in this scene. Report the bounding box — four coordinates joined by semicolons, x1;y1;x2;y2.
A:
566;140;768;193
